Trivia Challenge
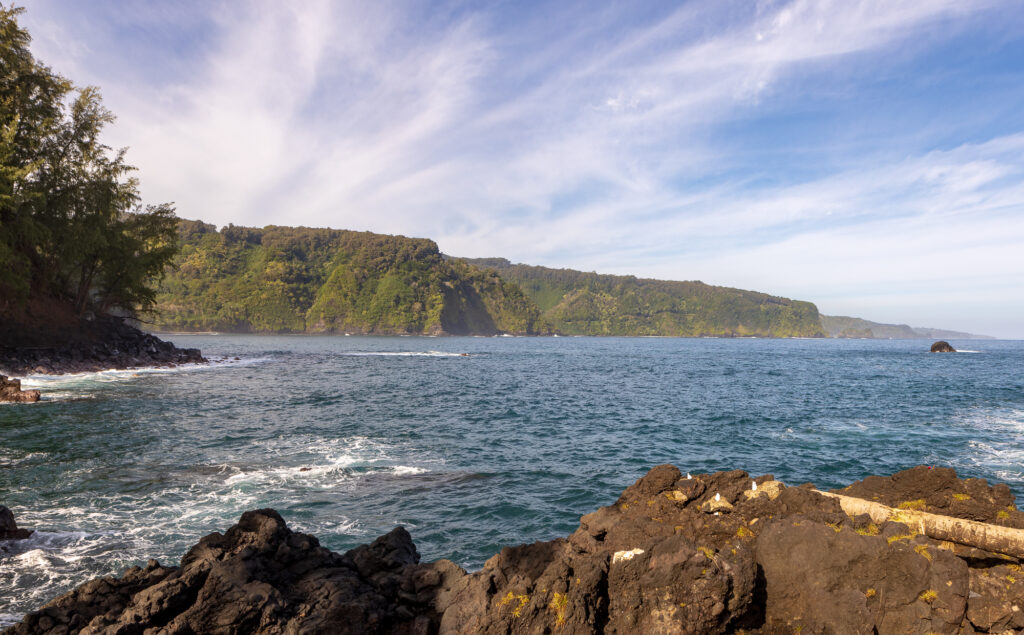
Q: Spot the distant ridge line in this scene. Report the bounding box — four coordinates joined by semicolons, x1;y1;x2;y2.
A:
820;315;993;340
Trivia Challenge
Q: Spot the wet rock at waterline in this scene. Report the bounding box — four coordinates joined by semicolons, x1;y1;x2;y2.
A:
8;465;1024;634
0;506;33;541
931;340;956;353
0;315;205;376
0;376;39;403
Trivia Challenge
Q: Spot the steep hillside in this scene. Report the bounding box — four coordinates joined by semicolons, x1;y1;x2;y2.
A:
460;258;825;337
152;222;544;335
820;315;991;339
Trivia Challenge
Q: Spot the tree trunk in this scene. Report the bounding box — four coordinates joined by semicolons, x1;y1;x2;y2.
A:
816;490;1024;559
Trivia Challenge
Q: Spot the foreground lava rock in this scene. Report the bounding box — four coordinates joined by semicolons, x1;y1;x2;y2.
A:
931;340;957;352
0;315;204;376
0;375;39;403
8;466;1024;634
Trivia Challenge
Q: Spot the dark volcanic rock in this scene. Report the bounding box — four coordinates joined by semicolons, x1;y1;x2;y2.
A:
931;340;956;352
757;516;968;634
0;375;40;403
0;315;205;376
8;509;461;634
835;465;1024;528
7;466;1024;634
967;564;1024;632
0;506;33;541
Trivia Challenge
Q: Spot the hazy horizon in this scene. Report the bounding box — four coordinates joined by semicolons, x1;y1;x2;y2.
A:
20;1;1024;338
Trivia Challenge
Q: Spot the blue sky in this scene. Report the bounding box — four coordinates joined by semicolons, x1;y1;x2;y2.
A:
20;0;1024;337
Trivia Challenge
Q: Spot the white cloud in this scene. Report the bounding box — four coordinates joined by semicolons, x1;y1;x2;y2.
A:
19;0;1024;336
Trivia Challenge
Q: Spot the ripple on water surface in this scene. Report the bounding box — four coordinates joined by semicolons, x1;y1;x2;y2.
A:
1;336;1022;625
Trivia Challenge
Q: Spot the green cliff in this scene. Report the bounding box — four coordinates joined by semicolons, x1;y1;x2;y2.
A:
153;222;544;335
459;259;825;337
820;315;991;340
154;223;826;337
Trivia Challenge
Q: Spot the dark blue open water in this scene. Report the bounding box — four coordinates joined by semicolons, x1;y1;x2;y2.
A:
1;335;1023;623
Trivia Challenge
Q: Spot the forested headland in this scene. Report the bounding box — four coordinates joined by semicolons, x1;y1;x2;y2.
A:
461;258;825;338
149;224;826;337
151;221;544;335
820;315;990;340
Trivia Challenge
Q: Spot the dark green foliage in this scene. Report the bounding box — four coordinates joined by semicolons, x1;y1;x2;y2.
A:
461;259;826;337
0;6;178;319
154;224;545;335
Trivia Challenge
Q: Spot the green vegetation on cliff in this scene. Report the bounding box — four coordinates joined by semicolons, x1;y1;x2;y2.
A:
153;222;544;335
459;259;825;337
155;226;827;337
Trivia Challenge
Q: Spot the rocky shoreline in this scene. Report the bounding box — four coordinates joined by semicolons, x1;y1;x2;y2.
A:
4;465;1024;634
0;375;40;402
0;315;204;380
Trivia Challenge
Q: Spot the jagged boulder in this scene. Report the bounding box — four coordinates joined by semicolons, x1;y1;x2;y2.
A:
0;506;33;540
8;509;462;634
0;375;39;403
7;466;1024;634
930;340;956;352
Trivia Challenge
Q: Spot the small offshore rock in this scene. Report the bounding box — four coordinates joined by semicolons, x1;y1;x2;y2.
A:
0;505;33;540
0;375;40;403
931;340;956;353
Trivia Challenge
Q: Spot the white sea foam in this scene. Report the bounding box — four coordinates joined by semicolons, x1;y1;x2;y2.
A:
0;431;437;619
391;465;428;475
339;351;466;358
948;408;1024;483
0;451;49;468
12;358;272;402
17;356;270;386
180;436;441;516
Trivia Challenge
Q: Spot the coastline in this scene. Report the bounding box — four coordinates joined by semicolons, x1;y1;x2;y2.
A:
0;317;205;379
146;328;1004;341
5;465;1024;633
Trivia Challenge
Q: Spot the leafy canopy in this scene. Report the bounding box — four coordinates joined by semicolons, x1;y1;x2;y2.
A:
0;4;178;318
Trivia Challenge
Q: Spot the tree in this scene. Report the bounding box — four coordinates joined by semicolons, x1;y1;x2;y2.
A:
0;4;178;318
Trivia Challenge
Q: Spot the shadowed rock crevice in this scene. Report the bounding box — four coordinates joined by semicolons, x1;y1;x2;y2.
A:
7;466;1024;634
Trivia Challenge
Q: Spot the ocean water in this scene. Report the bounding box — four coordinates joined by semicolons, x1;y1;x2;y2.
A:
1;335;1023;623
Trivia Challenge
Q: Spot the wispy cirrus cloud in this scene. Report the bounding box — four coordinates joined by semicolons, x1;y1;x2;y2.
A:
20;0;1024;336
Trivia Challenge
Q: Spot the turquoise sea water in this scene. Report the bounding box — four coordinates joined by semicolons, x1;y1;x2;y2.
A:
1;335;1023;623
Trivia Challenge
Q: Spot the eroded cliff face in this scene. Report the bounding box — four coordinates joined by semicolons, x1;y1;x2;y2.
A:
8;465;1024;634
